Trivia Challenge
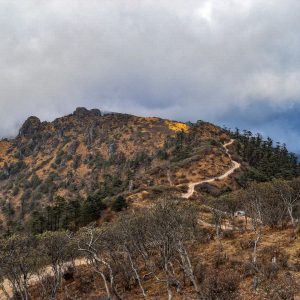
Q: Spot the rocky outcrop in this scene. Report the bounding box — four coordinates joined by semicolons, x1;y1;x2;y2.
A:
73;107;101;118
18;116;42;138
90;109;102;116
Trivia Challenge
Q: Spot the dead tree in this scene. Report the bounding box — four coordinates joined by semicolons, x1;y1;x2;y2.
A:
274;178;300;227
36;231;73;300
244;183;264;265
0;234;38;300
114;216;148;298
74;225;122;300
147;199;199;299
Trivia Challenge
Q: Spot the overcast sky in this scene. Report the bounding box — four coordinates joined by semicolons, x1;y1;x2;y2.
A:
1;0;300;152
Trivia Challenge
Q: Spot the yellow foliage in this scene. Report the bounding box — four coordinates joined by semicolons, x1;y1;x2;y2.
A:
165;121;189;133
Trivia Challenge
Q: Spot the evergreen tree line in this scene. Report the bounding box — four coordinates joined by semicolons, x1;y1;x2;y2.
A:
25;194;127;235
229;129;300;183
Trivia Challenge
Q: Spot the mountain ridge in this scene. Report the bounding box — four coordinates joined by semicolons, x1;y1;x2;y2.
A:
0;107;234;230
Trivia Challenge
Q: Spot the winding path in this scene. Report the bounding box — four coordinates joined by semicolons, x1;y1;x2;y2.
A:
182;139;240;199
0;140;240;299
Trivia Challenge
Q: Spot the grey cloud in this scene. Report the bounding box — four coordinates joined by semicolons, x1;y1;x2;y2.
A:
0;0;300;150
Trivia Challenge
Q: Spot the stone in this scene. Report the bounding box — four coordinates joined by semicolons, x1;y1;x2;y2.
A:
19;116;41;137
73;107;101;118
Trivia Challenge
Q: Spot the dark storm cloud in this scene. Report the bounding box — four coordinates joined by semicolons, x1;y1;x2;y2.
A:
0;0;300;151
220;102;300;153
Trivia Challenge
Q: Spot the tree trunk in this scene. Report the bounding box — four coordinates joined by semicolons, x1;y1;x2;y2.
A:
253;234;260;264
178;242;199;294
288;206;295;227
99;271;112;300
164;263;172;300
126;250;147;299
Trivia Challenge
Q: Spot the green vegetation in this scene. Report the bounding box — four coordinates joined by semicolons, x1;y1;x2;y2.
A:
230;129;299;184
27;194;110;234
111;195;128;212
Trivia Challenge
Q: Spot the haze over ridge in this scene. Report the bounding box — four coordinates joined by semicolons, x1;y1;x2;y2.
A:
1;0;300;152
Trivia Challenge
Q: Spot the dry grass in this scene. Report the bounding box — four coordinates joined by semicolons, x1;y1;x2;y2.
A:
30;224;300;300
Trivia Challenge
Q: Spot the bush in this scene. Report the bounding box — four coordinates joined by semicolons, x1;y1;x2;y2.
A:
80;194;106;225
211;247;228;268
222;229;235;239
9;160;27;175
262;262;279;279
31;174;41;189
263;275;296;300
260;246;289;269
111;196;128;212
239;238;255;250
200;269;240;300
242;261;257;278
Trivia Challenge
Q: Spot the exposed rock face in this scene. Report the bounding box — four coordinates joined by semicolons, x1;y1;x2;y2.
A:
73;107;101;118
19;116;42;137
90;109;101;116
86;123;97;146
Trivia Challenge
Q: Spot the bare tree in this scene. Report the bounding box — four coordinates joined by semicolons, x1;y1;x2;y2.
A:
74;225;122;300
243;183;264;264
211;208;226;239
217;191;242;228
0;234;38;300
36;231;73;300
147;199;199;299
273;178;300;227
114;216;148;298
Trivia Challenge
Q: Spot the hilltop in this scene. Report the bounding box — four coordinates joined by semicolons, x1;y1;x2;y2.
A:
0;107;298;235
0;107;237;230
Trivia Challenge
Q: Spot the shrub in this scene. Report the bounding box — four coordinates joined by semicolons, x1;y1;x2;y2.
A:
263;275;296;300
260;246;289;269
111;196;128;212
31;174;41;189
194;262;207;284
200;269;240;300
262;262;279;279
211;247;228;268
73;155;81;169
239;238;255;250
9;160;27;175
222;229;235;239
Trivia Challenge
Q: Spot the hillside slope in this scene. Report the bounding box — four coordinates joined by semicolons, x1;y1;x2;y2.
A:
0;108;232;226
1;108;300;300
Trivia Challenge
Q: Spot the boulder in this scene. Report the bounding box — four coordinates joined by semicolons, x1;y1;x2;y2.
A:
19;116;41;137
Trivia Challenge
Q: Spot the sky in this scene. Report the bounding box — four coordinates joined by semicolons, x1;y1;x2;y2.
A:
0;0;300;153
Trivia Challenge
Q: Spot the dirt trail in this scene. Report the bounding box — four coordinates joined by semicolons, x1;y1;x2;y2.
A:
182;139;240;199
1;140;240;299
